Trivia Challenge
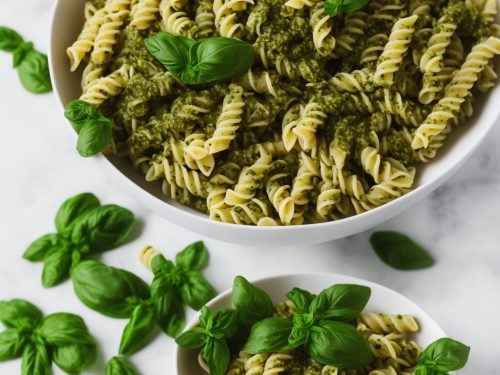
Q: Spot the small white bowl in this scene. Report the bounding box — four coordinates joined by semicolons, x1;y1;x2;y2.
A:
174;273;449;375
49;0;500;245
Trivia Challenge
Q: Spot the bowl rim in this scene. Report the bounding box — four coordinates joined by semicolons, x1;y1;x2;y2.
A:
174;271;449;373
48;0;500;234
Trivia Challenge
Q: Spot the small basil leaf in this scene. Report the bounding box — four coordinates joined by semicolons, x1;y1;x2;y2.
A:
199;306;211;329
175;328;206;349
155;292;186;337
205;338;230;375
70;205;135;252
21;343;51;375
175;241;209;270
55;192;101;233
232;276;273;327
64;100;103;132
17;49;52;94
307;320;373;368
288;312;315;348
243;317;293;353
324;0;370;17
0;26;24;52
39;312;94;346
119;304;157;356
41;248;72;288
23;233;70;262
180;270;217;311
150;273;174;301
12;41;33;68
0;299;43;329
0;329;27;360
187;37;254;84
309;284;371;322
105;356;140;375
286;287;316;313
145;32;194;76
419;337;470;372
211;309;238;338
53;343;97;374
370;231;435;270
76;118;113;157
150;254;175;276
71;260;150;318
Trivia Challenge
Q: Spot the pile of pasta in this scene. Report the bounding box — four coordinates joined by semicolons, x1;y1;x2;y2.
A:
68;0;500;225
200;301;423;375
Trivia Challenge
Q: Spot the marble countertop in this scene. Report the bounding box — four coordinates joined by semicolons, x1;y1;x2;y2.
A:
1;1;500;374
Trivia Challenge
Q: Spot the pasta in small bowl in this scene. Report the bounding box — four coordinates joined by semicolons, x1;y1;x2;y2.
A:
175;273;463;375
49;0;500;245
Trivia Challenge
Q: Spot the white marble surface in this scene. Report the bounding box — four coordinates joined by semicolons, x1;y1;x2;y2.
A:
1;1;500;374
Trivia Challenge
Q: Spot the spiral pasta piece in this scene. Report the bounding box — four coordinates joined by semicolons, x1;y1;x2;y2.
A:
160;0;196;36
310;3;335;57
293;101;327;152
284;0;319;9
237;70;280;98
80;64;132;106
184;134;216;176
334;11;368;56
91;8;130;64
282;102;302;151
138;244;160;269
263;353;293;375
419;21;457;73
358;312;419;334
130;0;160;30
292;152;320;206
266;173;295;225
213;0;253;39
196;0;216;38
81;62;104;90
368;333;403;359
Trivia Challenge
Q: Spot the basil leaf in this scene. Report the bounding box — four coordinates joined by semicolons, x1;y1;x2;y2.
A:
199;306;211;329
150;273;174;301
39;313;94;346
232;276;273;327
0;26;24;52
243;317;293;353
288;312;315;348
205;338;230;375
41;248;72;288
155;293;186;337
175;328;206;349
21;343;51;375
180;270;217;311
0;299;43;329
307;320;373;368
211;309;238;338
150;255;175;277
186;37;254;84
309;284;371;322
64;100;103;132
17;49;52;94
71;260;150;318
370;231;435;270
12;41;33;68
175;241;209;271
286;287;316;313
76;118;113;157
70;205;135;252
53;343;97;374
23;233;70;262
105;356;140;375
119;303;158;356
418;338;470;372
0;329;27;360
145;32;194;76
324;0;370;17
55;192;100;233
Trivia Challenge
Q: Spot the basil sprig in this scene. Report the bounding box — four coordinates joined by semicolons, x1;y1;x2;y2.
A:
0;299;96;375
0;26;52;94
370;231;435;270
243;284;373;368
176;307;238;375
145;32;254;84
64;100;114;157
416;338;470;375
148;241;217;337
324;0;370;17
23;192;135;288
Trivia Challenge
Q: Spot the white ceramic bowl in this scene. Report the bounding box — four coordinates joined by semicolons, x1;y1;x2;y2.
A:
175;273;449;375
49;0;500;245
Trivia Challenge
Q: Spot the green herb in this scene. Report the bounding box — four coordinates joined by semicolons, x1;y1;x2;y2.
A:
147;242;217;337
145;32;254;85
416;338;470;375
324;0;370;17
370;231;435;270
64;100;114;157
176;307;237;375
0;26;52;94
0;299;96;375
232;276;273;327
23;192;135;288
243;317;293;353
105;356;140;375
119;303;157;355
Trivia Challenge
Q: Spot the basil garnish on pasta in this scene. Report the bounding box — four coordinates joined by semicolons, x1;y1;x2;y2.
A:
370;231;435;270
145;32;254;84
324;0;370;17
0;26;52;94
416;338;470;374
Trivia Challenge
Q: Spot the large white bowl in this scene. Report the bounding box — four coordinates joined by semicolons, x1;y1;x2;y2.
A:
175;273;450;375
49;0;500;245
